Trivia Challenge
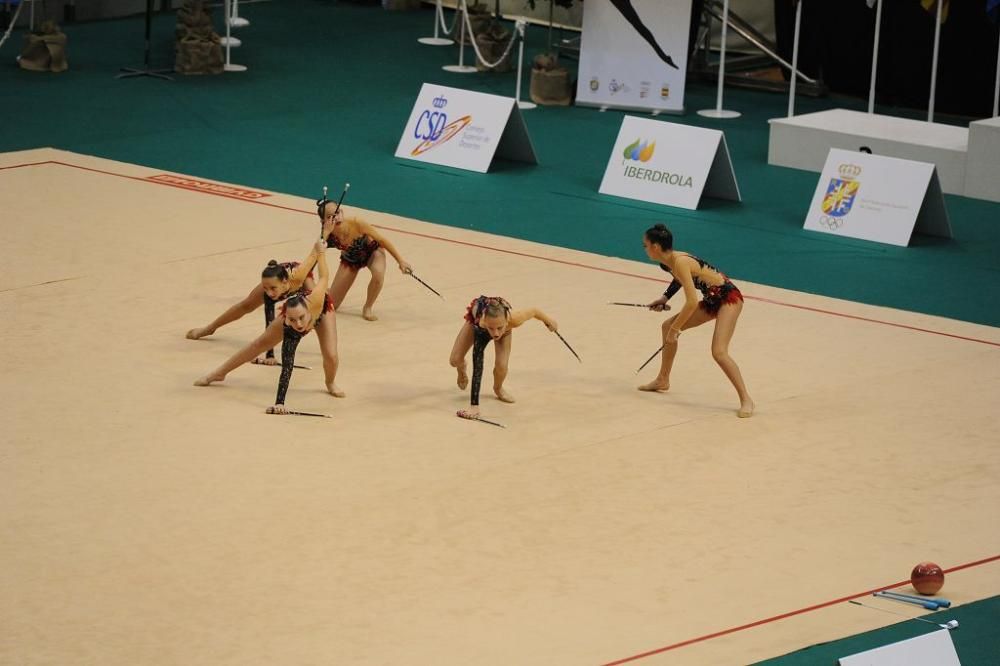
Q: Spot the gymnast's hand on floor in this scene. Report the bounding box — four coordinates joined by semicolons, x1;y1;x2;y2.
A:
253;356;279;366
266;404;288;415
457;407;480;420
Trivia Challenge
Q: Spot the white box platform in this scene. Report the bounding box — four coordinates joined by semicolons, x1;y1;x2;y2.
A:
964;116;1000;203
768;109;968;195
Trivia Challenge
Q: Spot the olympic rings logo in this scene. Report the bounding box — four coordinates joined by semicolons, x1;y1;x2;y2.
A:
818;215;844;230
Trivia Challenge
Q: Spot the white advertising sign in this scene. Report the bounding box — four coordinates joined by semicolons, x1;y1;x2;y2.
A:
839;629;960;666
394;83;536;173
804;149;952;247
599;115;740;210
576;0;692;113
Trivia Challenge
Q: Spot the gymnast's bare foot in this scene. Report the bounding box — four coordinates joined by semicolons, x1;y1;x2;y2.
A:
362;307;378;321
456;363;468;390
194;372;224;386
327;382;346;398
494;387;516;403
738;398;755;418
186;326;214;340
638;378;670;392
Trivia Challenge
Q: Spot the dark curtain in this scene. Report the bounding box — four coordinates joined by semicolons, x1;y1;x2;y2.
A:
774;0;1000;117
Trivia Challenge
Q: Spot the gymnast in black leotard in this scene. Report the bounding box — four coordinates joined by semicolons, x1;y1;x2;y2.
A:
639;224;754;418
449;295;558;420
317;195;413;322
195;237;346;408
186;221;335;365
268;289;336;411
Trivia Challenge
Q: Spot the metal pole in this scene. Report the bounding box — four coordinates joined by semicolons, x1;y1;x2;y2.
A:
868;0;883;114
787;0;802;118
928;0;943;122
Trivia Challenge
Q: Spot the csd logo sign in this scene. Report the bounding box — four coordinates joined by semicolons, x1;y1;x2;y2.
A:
408;92;472;157
414;96;448;141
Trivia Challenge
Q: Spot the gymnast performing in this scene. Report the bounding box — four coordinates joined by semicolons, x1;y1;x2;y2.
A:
638;224;754;418
185;221;334;364
450;295;562;423
317;191;413;321
194;236;346;408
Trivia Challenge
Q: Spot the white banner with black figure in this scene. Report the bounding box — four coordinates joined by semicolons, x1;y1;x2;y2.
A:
576;0;692;113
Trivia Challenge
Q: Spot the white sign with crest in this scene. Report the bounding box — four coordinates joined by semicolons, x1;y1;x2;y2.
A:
599;115;740;210
394;83;537;173
804;148;952;247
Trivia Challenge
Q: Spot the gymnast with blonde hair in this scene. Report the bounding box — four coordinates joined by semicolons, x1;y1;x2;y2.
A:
450;295;559;421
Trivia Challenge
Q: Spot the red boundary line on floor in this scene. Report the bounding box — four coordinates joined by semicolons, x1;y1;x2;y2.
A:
601;554;1000;665
5;160;999;349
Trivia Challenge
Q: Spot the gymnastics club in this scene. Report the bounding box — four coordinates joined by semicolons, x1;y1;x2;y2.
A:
873;591;941;611
252;358;311;370
456;410;506;428
266;407;331;418
848;601;958;630
877;590;951;608
554;330;582;363
635;345;664;374
331;183;350;216
405;269;444;299
609;302;671;310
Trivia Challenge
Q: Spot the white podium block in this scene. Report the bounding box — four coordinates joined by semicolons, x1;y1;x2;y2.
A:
768;109;968;195
964;116;1000;203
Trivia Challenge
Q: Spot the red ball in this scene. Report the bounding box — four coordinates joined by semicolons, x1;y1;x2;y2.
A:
911;562;945;595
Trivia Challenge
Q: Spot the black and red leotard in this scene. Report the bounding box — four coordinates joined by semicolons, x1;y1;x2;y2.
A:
327;234;380;271
464;296;512;407
262;261;316;359
659;254;742;315
273;292;335;406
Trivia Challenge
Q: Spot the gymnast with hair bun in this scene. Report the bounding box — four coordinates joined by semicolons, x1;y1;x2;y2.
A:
450;296;558;421
186;219;336;365
194;237;346;407
639;223;754;418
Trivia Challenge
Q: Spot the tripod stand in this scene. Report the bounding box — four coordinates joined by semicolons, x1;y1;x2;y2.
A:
117;0;173;80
